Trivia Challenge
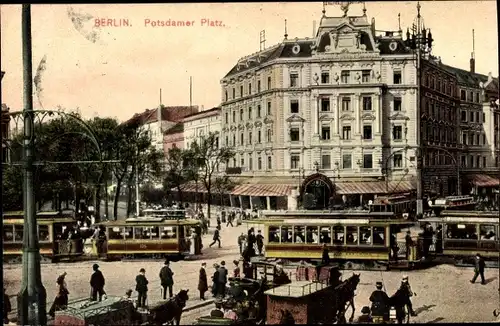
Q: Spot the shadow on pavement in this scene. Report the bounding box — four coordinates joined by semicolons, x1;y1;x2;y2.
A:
483;276;497;285
414;304;436;315
426;317;445;323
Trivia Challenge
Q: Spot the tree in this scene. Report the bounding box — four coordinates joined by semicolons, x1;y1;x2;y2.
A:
163;147;188;203
213;175;236;207
190;132;234;220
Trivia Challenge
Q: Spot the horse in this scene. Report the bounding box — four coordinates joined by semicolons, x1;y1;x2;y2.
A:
389;287;410;324
331;273;361;324
147;289;189;326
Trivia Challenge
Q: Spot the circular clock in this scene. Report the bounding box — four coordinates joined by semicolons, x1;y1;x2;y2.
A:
292;44;301;54
389;41;398;51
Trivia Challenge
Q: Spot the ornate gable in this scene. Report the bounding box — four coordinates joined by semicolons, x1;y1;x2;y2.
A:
340;113;354;121
286;114;306;123
361;113;376;120
389;112;410;121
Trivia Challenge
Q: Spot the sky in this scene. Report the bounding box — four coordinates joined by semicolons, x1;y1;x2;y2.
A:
1;1;498;122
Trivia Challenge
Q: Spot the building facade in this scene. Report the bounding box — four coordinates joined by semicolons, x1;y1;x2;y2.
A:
1;103;10;164
183;107;221;149
163;123;184;152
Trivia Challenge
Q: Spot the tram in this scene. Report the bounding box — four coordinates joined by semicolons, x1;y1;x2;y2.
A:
428;195;476;216
419;211;499;264
94;215;201;261
2;211;83;263
368;194;416;220
251;211;420;269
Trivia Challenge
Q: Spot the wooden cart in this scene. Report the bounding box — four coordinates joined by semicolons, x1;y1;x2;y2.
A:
54;296;136;326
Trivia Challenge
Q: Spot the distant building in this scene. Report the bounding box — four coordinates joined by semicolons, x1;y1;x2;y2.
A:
163;122;184;152
183;107;221;149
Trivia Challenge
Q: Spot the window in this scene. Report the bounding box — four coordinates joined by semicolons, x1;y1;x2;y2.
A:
483;157;487;168
476;112;480;123
461;111;467;122
360;226;371;245
342;154;352;169
362;70;370;83
461;155;466;167
248;107;252;119
225;112;228;123
342;97;351;111
362;96;372;111
124;226;134;239
267;76;271;90
393;153;403;168
134;227;144;239
241;158;244;167
290;73;299;87
291;155;300;169
2;225;13;242
258;130;261;143
249;157;253;170
268;226;280;242
346;226;358;244
232;88;235;98
476;156;481;167
267;156;272;169
38;225;50;242
248;131;252;144
363;125;372;140
460;89;466;101
482;112;485;122
248;83;252;94
469;91;473;102
225;90;228;101
225;136;229;146
480;225;496;240
332;226;344;244
232;111;236;123
321;226;333;244
470;111;474;122
293;226;305;243
240;133;244;145
267;129;272;142
322;154;331;169
160;226;177;239
321;98;330;111
321;126;331;140
393;70;402;84
363;153;373;168
373;227;385;245
342;126;351;140
290;100;299;113
394;97;402;111
240;109;244;121
290;128;300;141
257;80;261;92
240;85;243;97
321;72;330;84
279;226;292;243
257;105;262;118
393;125;402;140
462;133;467;145
267;103;271;115
341;71;350;83
258;157;262;170
232;134;236;146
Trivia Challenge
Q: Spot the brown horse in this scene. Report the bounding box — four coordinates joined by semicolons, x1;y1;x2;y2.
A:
147;289;189;326
332;273;361;324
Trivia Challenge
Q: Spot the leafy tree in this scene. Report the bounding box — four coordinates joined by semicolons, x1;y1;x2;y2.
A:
189;132;234;220
163;147;187;203
213;175;236;207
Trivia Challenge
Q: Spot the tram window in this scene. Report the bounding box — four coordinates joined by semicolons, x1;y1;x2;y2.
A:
107;227;121;240
293;226;305;243
320;227;332;244
124;227;133;239
346;226;358;244
306;227;319;244
161;226;177;239
14;225;24;242
479;225;496;240
150;226;159;238
53;224;65;240
134;227;144;239
38;225;50;242
268;226;280;243
3;225;14;242
185;226;193;238
142;227;152;239
332;226;343;244
372;227;385;245
281;226;293;243
445;224;477;239
359;227;372;245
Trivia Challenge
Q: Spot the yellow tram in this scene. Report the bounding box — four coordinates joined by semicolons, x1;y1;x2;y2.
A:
2;211;83;263
94;216;201;261
419;210;499;262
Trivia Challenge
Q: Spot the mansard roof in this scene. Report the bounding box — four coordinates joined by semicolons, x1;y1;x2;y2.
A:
440;63;498;91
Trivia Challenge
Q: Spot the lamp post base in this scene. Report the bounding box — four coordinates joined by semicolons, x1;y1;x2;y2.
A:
17;252;47;326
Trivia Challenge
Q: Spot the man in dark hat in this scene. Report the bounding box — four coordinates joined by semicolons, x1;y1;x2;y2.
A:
159;260;174;299
369;281;390;322
357;306;373;323
218;261;228;298
470;253;486;285
135;268;149;308
256;230;264;255
90;264;106;301
198;262;208;300
401;275;416;316
209;226;222;248
210;300;224;317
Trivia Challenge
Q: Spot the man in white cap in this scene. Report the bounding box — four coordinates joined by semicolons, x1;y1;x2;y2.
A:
401;275;416;316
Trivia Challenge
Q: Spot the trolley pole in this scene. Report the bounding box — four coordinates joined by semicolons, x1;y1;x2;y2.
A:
17;4;48;325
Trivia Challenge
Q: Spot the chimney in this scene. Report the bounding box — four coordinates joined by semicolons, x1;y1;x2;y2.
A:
371;18;376;36
470;55;475;74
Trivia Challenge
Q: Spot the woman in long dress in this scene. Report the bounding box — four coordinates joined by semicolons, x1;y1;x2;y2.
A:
49;272;69;318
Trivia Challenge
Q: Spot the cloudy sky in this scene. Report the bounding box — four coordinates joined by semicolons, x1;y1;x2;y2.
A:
1;1;498;121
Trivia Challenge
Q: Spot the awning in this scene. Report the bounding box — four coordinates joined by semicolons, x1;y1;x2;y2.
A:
335;181;416;195
231;184;295;197
468;174;500;187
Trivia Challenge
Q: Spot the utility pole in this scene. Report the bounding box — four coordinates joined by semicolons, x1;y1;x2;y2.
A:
135;148;140;217
17;4;47;325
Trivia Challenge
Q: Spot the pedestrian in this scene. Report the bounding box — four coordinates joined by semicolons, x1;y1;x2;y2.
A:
49;272;70;318
357;306;373;324
3;288;11;324
369;281;390;322
243;260;253;279
237;233;246;255
256;230;264;255
210;300;224;317
211;263;220;298
405;231;413;260
135;268;148;308
159;260;175;299
435;225;443;254
390;233;398;261
209;226;221;248
217;215;222;230
233;260;241;278
218;261;228;298
470;253;486;285
198;262;208;300
401;275;417;316
90;264;106;301
226;212;234;227
321;243;330;265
